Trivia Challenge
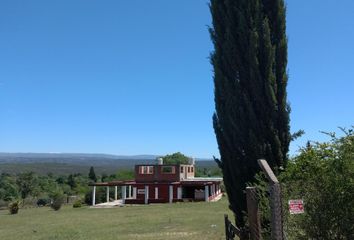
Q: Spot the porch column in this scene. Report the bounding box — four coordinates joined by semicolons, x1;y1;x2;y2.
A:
114;186;118;200
122;186;127;204
106;186;110;203
128;185;132;198
169;185;173;203
204;185;209;202
92;186;96;206
133;187;137;199
177;187;182;200
155;187;158;199
144;186;149;204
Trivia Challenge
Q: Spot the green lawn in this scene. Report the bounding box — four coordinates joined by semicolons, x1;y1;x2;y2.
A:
0;197;233;240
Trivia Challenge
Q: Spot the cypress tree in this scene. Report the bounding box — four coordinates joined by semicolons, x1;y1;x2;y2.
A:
88;166;97;183
210;0;290;227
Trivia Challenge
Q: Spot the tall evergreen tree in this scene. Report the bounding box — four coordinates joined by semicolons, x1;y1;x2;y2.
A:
210;0;290;227
88;166;97;183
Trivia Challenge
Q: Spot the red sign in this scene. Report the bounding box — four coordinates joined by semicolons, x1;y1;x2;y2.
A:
289;199;304;214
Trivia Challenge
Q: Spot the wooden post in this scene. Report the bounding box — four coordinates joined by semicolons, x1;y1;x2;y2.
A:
246;187;262;240
269;183;282;240
224;214;229;240
258;159;283;240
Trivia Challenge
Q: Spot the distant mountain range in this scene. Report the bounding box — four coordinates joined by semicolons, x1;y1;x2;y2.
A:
0;152;215;175
0;152;158;160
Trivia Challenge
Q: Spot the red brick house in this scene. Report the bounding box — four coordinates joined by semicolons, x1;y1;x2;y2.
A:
89;159;223;205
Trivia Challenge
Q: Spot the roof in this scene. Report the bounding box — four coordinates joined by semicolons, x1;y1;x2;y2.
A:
89;177;222;187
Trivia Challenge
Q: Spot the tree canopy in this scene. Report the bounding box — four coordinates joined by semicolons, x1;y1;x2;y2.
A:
162;152;190;165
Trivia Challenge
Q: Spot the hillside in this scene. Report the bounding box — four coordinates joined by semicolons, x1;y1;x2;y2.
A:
0;153;216;175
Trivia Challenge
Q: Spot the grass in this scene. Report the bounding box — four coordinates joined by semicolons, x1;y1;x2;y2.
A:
0;197;233;240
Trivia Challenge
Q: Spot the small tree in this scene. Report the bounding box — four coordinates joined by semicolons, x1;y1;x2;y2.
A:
8;201;20;214
50;191;65;211
16;172;39;205
88;166;97;182
67;174;77;189
162;152;190;165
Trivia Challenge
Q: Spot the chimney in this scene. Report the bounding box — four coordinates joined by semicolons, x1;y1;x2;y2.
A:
157;157;163;165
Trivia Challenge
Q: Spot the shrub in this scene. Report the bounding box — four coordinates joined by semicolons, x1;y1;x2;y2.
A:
37;198;50;207
253;127;354;239
73;200;82;208
281;129;354;239
8;201;20;214
50;192;65;211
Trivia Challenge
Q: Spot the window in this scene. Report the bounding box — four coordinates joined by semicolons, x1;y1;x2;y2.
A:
180;166;184;173
139;166;154;174
162;166;175;174
191;167;194;173
187;167;190;173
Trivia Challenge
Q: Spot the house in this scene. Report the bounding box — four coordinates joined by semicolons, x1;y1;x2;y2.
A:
89;158;223;205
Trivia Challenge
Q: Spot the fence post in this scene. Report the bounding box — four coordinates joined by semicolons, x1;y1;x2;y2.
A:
258;159;283;240
224;214;229;240
246;187;262;240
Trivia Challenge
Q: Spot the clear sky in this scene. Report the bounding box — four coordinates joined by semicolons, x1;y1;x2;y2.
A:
0;0;353;158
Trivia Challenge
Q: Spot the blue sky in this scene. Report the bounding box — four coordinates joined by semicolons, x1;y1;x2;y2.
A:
0;0;353;158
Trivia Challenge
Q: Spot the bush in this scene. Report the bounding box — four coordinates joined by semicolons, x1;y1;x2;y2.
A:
37;198;50;207
253;127;354;239
8;201;20;214
73;200;82;208
50;192;65;211
281;129;354;239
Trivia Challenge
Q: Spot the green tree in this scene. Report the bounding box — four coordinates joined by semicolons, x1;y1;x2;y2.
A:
210;0;290;227
162;152;190;165
280;129;354;239
88;166;97;182
67;174;77;189
0;174;19;201
16;172;40;201
115;170;134;181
